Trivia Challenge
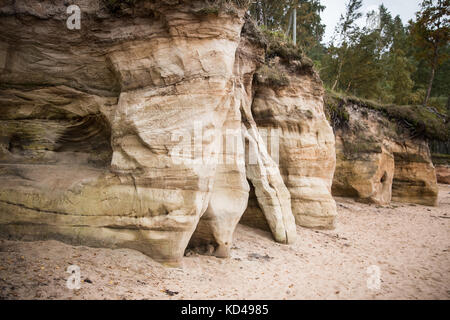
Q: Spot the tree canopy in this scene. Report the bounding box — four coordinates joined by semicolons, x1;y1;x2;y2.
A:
249;0;449;112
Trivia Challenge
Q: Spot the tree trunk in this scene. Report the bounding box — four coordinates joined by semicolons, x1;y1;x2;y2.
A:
345;80;352;93
331;59;343;91
293;7;297;45
424;45;438;106
285;9;293;37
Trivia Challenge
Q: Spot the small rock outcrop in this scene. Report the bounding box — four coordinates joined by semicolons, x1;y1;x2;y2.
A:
431;154;450;184
435;165;450;184
245;61;337;229
327;97;439;206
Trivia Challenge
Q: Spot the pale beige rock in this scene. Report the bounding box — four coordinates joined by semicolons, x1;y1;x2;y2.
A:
332;137;394;205
191;34;298;250
188;73;250;258
389;141;438;206
247;61;337;229
0;1;300;262
0;0;252;264
242;122;297;244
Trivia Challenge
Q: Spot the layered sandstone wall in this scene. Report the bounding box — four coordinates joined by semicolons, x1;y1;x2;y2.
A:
431;154;450;184
329;102;438;206
435;165;450;184
1;0;442;265
246;60;337;229
0;0;309;264
1;0;443;266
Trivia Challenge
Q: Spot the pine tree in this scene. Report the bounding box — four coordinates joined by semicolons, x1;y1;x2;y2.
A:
391;49;415;104
330;0;363;91
410;0;450;105
249;0;325;55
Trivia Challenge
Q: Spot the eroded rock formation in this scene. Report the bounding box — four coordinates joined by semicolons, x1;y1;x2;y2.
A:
1;0;442;266
431;154;450;184
242;59;337;229
435;165;450;184
1;0;327;264
329;101;438;206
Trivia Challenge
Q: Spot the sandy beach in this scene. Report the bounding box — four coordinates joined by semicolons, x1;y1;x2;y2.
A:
1;184;449;300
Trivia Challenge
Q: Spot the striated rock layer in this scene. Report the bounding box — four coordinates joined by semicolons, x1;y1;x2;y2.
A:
330;103;438;206
247;60;337;229
435;165;450;184
431;154;450;185
0;0;306;264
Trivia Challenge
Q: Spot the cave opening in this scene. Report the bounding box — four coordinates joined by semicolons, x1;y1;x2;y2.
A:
380;171;387;183
0;113;113;168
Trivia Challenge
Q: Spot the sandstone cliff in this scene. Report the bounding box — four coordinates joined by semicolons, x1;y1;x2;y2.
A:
0;0;339;264
2;0;441;265
241;52;337;229
326;94;439;206
431;154;450;184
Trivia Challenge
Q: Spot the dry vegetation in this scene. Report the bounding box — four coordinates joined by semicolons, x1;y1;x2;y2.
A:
324;90;450;142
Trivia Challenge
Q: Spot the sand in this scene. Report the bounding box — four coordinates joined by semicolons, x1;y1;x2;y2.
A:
1;184;449;300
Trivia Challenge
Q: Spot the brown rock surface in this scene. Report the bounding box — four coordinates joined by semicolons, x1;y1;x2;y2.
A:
435;165;450;184
331;103;438;206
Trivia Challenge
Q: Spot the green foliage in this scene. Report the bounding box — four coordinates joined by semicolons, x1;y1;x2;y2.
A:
241;16;268;48
391;49;415;104
334;0;363;43
409;0;449;104
410;0;449;66
293;1;326;52
248;1;325;55
319;1;449;108
428;96;448;114
261;27;304;61
323;94;350;128
194;7;220;16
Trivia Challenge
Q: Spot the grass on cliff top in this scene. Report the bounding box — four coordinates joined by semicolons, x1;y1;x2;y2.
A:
324;90;450;142
242;19;315;87
241;17;314;67
260;27;314;71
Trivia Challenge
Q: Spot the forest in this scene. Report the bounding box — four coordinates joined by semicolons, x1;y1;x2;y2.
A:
249;0;449;114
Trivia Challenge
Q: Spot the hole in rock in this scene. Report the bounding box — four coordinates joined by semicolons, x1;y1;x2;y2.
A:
1;113;112;168
7;135;24;153
54;114;112;167
380;171;387;183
